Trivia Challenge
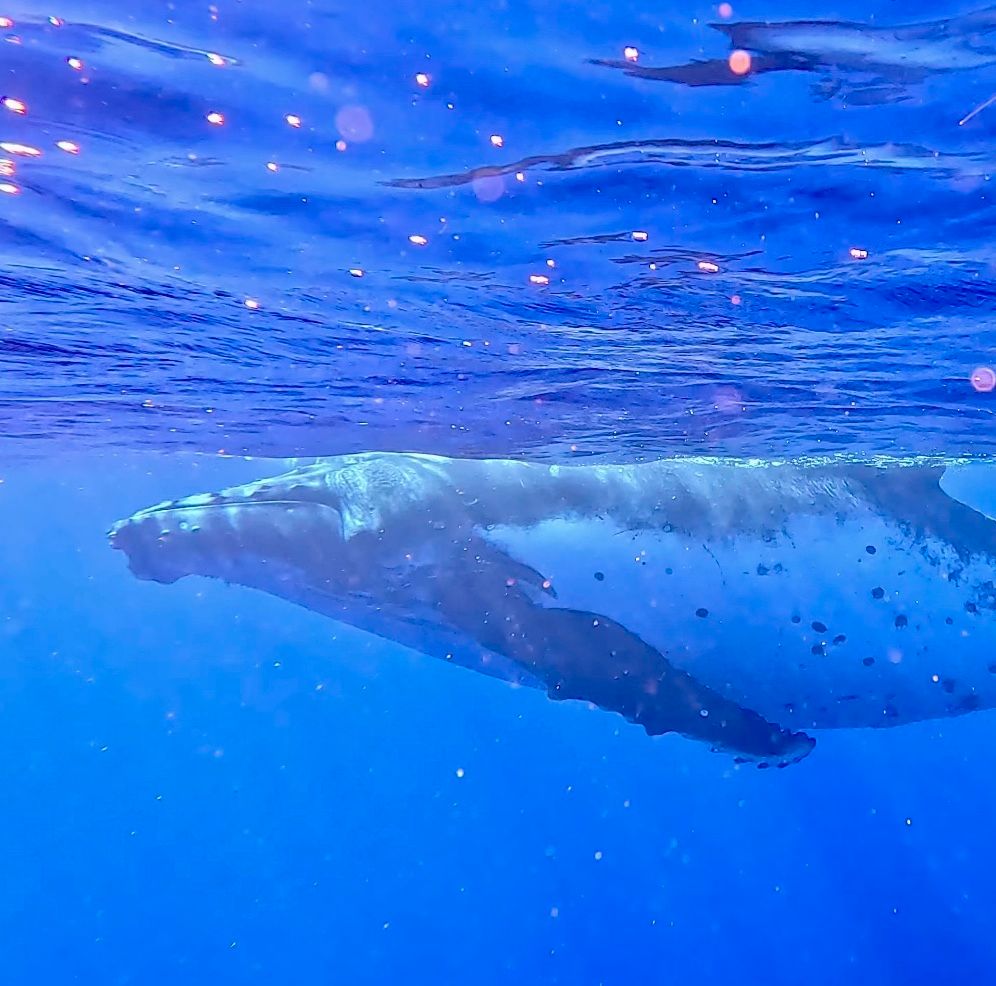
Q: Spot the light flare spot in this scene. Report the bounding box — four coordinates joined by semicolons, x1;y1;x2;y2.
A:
529;274;550;285
489;134;504;147
0;17;12;28
971;366;996;393
415;72;430;87
472;174;504;202
285;113;302;128
206;111;225;126
265;161;278;172
623;46;639;62
67;56;83;70
3;96;26;114
0;181;18;194
631;230;648;241
455;767;465;778
408;234;428;246
335;105;373;142
348;268;364;277
698;260;720;273
718;3;733;18
0;142;39;156
244;297;259;310
849;247;868;259
728;49;751;75
56;140;79;154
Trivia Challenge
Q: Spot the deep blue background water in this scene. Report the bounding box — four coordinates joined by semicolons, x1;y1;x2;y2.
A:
1;0;996;982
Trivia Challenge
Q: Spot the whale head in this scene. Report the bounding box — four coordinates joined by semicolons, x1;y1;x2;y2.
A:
108;465;353;592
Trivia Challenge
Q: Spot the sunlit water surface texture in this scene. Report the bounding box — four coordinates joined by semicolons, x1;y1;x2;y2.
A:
1;0;996;983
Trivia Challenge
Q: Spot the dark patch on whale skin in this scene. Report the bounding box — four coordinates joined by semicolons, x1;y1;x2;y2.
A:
958;693;982;713
895;615;909;628
872;587;885;600
975;581;996;610
863;657;876;667
812;620;827;633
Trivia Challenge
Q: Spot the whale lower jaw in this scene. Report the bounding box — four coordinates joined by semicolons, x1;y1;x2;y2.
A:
109;452;996;767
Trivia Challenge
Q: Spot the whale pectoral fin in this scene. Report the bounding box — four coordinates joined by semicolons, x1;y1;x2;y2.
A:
435;569;814;767
516;607;814;767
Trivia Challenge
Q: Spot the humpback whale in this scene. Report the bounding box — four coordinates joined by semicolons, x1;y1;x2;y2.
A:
109;453;996;767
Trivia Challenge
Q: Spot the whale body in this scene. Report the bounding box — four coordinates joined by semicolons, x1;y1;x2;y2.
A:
109;452;996;767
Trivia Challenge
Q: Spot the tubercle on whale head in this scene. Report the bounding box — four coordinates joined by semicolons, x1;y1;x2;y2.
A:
107;477;347;586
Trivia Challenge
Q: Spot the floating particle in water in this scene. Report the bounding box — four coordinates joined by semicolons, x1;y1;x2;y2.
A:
3;96;26;114
67;56;83;70
728;50;751;75
206;111;225;125
971;366;996;393
56;140;79;154
408;234;428;246
335;105;373;142
285;113;301;128
490;134;504;147
623;46;639;62
529;274;550;285
593;850;603;860
632;230;648;241
415;72;430;87
698;260;720;273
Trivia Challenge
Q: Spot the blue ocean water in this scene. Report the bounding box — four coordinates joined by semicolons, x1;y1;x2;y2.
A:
1;0;996;982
